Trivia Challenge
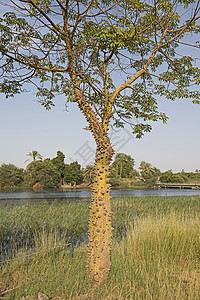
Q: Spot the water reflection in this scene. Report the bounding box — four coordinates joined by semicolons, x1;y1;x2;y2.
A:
0;188;200;206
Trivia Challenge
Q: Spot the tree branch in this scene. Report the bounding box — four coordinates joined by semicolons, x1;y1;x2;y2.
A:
162;15;200;47
3;52;69;72
56;0;67;12
110;27;169;103
145;71;178;87
19;0;65;36
63;14;111;150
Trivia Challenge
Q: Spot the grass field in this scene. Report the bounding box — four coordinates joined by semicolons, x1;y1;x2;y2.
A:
0;195;200;299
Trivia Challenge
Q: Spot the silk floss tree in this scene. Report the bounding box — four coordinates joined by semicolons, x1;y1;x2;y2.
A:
0;0;200;285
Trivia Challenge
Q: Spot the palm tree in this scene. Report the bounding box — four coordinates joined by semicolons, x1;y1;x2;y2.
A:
25;150;43;163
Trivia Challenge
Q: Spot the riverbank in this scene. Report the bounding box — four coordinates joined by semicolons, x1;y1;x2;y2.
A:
2;177;200;193
0;178;148;192
0;195;200;299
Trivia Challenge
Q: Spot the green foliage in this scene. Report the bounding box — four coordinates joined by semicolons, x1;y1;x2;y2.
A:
83;165;95;184
0;1;199;138
160;169;200;183
0;163;24;190
130;169;140;179
51;151;65;183
112;153;135;178
109;165;120;187
160;170;189;183
184;171;200;181
25;160;60;189
64;161;83;185
139;161;161;187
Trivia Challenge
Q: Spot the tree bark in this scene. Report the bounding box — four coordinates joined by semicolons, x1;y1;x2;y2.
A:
65;36;115;283
87;143;114;283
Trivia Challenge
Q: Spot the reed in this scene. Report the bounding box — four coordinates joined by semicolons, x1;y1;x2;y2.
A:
0;195;199;299
0;201;89;259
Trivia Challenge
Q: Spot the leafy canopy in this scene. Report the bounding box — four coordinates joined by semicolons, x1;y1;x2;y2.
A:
64;161;83;185
139;161;161;186
51;151;66;179
25;160;60;189
112;153;135;178
0;163;24;189
25;151;43;163
0;0;200;138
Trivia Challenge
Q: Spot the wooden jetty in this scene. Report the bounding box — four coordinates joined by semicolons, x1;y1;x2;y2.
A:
156;182;200;190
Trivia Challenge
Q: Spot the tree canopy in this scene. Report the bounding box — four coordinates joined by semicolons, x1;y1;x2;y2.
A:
51;150;66;183
139;161;161;187
25;151;43;163
64;161;83;185
112;153;135;178
25;159;60;189
0;0;200;138
0;163;24;189
83;165;95;184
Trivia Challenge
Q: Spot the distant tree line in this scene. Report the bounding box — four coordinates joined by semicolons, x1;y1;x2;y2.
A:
0;151;83;190
0;151;199;191
160;169;200;184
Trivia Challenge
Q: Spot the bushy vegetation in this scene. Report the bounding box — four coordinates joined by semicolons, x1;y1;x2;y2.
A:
25;160;60;189
112;153;135;179
64;161;83;186
139;161;161;187
0;196;200;299
0;151;200;191
0;164;24;190
160;169;200;183
0;151;83;191
51;151;66;184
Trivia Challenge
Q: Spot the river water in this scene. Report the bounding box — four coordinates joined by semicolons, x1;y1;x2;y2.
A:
0;188;200;206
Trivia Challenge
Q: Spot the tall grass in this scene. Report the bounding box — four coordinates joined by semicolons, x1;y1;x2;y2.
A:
105;213;200;299
111;195;200;240
0;195;200;299
0;202;89;259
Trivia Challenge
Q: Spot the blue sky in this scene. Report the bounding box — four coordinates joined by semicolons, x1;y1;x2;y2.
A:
0;89;200;172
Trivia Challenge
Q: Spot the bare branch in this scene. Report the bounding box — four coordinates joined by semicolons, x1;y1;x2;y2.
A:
70;0;81;37
80;0;94;17
56;0;67;12
176;40;200;49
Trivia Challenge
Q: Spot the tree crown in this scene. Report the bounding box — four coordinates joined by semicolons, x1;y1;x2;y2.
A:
0;0;200;138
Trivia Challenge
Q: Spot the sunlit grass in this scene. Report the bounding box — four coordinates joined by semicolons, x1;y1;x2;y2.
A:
105;213;200;300
0;195;200;299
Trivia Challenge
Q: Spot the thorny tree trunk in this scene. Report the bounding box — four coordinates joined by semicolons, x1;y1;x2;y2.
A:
66;42;115;283
74;95;114;283
87;143;114;283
